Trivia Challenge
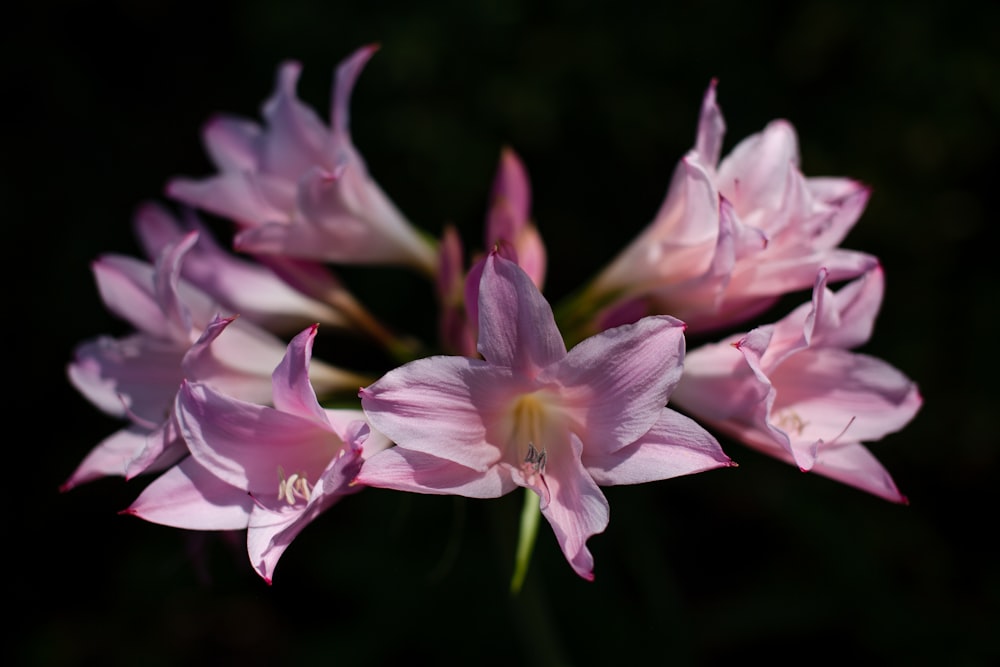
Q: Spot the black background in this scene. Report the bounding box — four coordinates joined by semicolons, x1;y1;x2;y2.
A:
7;1;998;665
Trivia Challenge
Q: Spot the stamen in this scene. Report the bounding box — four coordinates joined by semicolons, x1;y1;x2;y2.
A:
524;441;547;474
775;410;808;436
276;466;313;505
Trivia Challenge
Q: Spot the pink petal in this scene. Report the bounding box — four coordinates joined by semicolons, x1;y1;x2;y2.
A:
694;78;725;169
269;324;329;425
247;444;365;583
356;447;515;497
477;253;566;374
537;436;609;581
810;441;908;504
177;381;339;495
203;114;262;172
60;425;151;490
585;408;734;485
360;357;510;471
125;457;253;530
549;315;687;453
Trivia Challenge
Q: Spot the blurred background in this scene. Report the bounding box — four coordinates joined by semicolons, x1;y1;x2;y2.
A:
7;0;997;665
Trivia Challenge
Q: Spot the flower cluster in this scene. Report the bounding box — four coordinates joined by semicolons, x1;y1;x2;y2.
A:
64;44;921;585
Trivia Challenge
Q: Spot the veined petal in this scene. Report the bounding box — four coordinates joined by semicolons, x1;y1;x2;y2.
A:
124;457;253;530
356;447;515;498
549;315;686;453
360;357;510;471
585;408;734;485
478;252;566;374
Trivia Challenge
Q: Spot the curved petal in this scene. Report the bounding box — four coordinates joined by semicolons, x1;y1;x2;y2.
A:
270;324;328;425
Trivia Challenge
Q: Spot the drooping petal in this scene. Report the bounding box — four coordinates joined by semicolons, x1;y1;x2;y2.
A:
585;408;734;485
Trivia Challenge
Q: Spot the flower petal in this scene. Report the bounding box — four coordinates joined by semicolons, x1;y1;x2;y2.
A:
356;447;514;498
550;315;686;453
585;408;734;485
360;356;510;471
124;457;253;530
478;253;566;373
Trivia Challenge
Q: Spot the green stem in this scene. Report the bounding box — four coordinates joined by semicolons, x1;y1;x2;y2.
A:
510;487;541;595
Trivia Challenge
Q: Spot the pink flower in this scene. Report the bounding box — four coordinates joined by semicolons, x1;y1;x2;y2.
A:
671;266;922;503
357;252;734;580
124;324;390;583
63;232;367;490
167;44;437;275
584;80;876;335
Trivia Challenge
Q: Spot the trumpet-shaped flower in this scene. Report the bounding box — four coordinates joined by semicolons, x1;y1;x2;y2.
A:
124;324;390;583
167;44;437;275
582;80;876;335
671;266;922;502
64;232;368;490
357;252;734;580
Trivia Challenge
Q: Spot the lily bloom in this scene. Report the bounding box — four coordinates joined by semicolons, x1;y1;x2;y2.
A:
578;79;875;337
357;252;734;580
64;232;368;490
167;44;438;276
671;266;922;503
125;324;390;583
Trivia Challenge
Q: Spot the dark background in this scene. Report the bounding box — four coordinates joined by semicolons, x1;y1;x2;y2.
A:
7;1;997;665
